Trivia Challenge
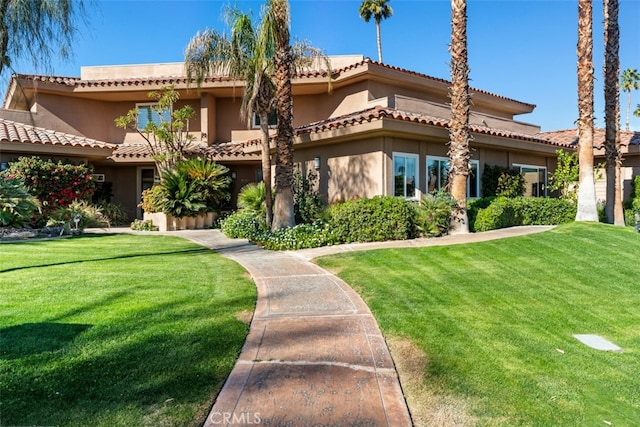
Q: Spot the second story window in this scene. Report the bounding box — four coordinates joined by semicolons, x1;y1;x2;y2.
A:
137;103;171;130
253;111;277;128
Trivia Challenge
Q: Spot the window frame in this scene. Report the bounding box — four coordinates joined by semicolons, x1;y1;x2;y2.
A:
392;152;420;200
252;111;278;129
513;163;547;197
426;155;479;198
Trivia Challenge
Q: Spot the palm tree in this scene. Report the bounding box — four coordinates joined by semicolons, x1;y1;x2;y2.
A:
575;0;599;222
621;68;640;130
359;0;393;63
635;103;640;118
603;0;624;225
0;0;86;76
185;6;276;227
447;0;471;234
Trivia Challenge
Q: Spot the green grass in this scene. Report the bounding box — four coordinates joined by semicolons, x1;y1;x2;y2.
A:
317;223;640;426
0;234;256;427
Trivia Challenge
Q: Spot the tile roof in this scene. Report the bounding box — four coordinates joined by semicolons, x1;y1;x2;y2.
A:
11;58;531;108
110;141;259;160
240;106;563;150
537;128;640;148
0;119;116;150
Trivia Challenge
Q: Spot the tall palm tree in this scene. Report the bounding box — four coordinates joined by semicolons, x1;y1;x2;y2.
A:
0;0;86;76
621;68;640;131
575;0;598;222
267;0;296;230
603;0;624;225
185;6;276;227
359;0;393;63
635;103;640;118
447;0;471;234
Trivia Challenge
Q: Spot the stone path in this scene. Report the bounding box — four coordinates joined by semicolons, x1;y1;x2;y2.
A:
92;225;554;426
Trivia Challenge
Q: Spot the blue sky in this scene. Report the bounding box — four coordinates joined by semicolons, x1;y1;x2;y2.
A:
4;0;640;132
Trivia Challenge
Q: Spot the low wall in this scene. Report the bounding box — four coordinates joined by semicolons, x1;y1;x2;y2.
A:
143;212;217;232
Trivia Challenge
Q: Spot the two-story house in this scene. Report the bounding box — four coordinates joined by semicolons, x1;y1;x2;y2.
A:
3;55;634;221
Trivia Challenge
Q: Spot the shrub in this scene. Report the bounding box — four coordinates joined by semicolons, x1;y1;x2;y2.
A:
220;210;268;239
294;170;326;224
548;150;579;200
98;201;129;226
237;182;267;214
139;186;165;213
467;197;496;231
252;222;338;250
473;197;576;231
175;158;231;211
130;219;158;231
415;191;457;237
2;156;95;225
328;196;417;243
48;200;110;231
481;164;525;198
0;177;41;227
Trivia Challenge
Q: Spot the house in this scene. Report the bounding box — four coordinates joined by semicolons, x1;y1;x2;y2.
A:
2;55;633;222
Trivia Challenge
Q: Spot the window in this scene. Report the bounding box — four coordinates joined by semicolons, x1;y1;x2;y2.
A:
137;103;171;130
393;153;419;199
514;164;547;197
427;156;479;198
253;111;277;128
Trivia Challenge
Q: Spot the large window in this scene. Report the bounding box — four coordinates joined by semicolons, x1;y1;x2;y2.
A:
393;153;419;199
514;164;547;197
427;156;479;198
136;103;171;130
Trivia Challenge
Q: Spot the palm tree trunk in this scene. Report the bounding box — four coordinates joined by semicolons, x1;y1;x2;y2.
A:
259;114;273;227
271;0;296;231
376;18;383;63
576;0;599;222
603;0;624;225
448;0;470;235
625;90;632;131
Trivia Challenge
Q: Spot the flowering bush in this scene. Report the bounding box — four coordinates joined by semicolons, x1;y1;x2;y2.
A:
2;157;95;225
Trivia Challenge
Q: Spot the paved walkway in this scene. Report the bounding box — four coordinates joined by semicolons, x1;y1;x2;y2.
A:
93;225;554;426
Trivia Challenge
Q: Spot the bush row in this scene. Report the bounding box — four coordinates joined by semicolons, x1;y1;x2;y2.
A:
221;192;581;250
471;197;576;232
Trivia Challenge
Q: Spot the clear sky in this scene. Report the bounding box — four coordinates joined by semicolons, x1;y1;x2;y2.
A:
3;0;640;132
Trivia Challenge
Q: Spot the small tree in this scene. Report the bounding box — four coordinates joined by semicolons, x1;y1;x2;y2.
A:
115;86;197;174
548;150;580;201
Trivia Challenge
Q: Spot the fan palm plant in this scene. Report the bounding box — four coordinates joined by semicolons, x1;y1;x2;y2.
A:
358;0;393;63
575;0;598;221
447;0;471;234
0;177;40;227
621;68;639;131
603;0;624;225
185;3;330;229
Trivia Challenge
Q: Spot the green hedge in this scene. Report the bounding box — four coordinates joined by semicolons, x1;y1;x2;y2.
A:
220;210;267;239
328;196;418;243
473;197;576;232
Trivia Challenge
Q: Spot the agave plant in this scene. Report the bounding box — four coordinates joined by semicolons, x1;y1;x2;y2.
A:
0;177;40;227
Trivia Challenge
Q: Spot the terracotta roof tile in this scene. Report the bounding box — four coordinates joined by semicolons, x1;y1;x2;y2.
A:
110;141;258;160
0;119;116;150
537;128;640;148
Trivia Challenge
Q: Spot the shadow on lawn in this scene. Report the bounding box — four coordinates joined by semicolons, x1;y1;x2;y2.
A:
0;322;92;359
1;295;255;426
0;246;211;273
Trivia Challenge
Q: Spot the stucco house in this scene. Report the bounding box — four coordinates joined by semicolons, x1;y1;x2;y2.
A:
1;55;636;221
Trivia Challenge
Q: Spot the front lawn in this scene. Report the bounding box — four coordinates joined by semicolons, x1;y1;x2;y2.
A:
0;234;256;426
317;223;640;426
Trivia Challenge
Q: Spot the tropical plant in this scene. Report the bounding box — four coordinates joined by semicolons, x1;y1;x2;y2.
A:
603;0;624;225
237;182;267;214
620;68;639;130
0;0;87;76
448;0;471;234
159;168;206;218
115;86;197;173
634;103;640;118
358;0;393;63
185;3;330;229
416;191;457;237
575;0;598;221
48;200;110;231
0;177;40;227
174;158;231;211
139;185;165;214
